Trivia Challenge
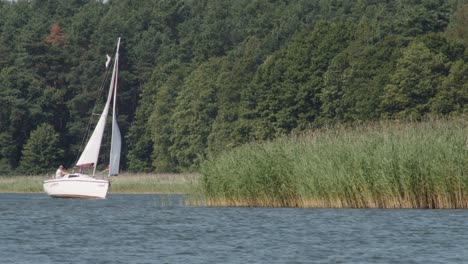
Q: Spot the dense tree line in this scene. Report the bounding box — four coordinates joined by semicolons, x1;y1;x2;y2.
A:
0;0;466;175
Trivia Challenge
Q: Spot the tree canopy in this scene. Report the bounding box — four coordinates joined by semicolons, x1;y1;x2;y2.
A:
0;0;467;174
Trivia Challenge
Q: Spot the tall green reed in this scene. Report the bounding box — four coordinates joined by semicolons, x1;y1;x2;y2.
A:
200;117;468;208
0;176;44;193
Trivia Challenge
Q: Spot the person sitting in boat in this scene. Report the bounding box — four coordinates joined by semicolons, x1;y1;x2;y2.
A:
55;165;68;178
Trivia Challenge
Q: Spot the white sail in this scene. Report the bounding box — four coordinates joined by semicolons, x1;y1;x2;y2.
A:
109;115;121;176
75;83;113;173
76;39;119;175
109;37;121;176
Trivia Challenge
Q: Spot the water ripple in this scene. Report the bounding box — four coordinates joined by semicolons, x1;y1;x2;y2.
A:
1;194;468;263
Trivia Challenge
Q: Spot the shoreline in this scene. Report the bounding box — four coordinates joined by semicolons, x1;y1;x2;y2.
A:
0;173;200;195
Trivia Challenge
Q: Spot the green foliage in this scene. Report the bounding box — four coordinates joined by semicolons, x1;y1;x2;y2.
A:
147;62;191;172
446;3;468;47
381;41;447;119
319;22;403;123
242;20;355;139
18;123;63;175
170;58;224;170
0;0;467;175
208;37;265;154
431;60;468;113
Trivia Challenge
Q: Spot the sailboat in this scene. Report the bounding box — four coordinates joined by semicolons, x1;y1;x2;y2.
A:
43;38;122;199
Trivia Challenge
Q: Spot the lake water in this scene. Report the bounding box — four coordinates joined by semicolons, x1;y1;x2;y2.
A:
1;193;467;263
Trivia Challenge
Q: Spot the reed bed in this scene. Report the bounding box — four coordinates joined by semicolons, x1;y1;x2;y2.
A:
109;173;199;194
0;176;44;193
0;173;200;194
200;117;468;208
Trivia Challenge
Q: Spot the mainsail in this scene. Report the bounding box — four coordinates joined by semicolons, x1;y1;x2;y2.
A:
76;37;121;176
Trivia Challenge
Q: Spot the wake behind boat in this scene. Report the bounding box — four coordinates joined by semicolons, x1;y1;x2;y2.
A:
43;38;122;199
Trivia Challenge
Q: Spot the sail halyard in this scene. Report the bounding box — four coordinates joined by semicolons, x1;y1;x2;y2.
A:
109;37;121;176
76;40;119;175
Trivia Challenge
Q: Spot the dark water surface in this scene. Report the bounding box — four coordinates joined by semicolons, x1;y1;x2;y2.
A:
1;193;467;263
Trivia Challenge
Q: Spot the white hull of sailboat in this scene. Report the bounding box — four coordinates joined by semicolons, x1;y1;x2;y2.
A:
43;174;109;199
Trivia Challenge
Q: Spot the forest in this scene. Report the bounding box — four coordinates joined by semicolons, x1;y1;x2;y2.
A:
0;0;467;175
